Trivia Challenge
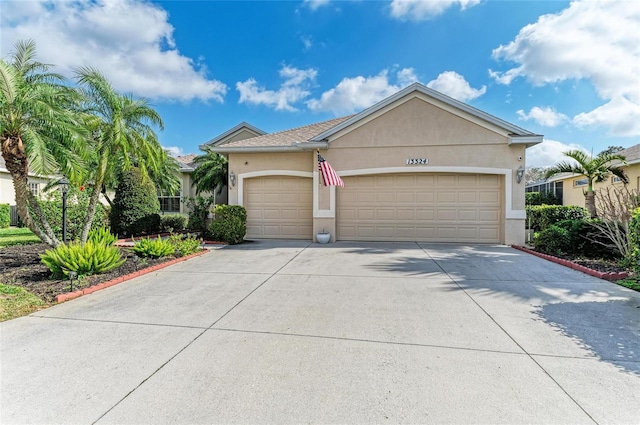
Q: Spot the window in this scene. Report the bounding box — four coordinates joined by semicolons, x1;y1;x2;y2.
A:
29;182;40;197
573;178;588;188
612;176;622;184
159;196;181;213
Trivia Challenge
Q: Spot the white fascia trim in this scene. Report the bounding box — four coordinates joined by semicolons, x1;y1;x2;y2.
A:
199;122;267;149
313;171;336;218
337;166;522;219
236;170;313;207
212;142;328;154
509;135;543;145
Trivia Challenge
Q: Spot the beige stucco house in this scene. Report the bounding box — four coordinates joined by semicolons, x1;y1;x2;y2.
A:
527;143;640;207
1;156;55;225
210;83;542;245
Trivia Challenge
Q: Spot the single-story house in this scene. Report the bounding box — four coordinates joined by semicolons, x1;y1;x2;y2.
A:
526;143;640;207
0;156;54;225
208;83;542;245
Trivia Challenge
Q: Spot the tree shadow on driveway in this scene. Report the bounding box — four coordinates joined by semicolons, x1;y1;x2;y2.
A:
346;243;640;377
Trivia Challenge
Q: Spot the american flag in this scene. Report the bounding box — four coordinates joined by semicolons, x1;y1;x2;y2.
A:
317;152;344;187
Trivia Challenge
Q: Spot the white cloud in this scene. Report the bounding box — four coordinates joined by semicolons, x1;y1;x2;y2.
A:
390;0;480;21
236;66;318;111
0;0;227;102
304;0;331;11
526;139;589;168
163;146;184;158
516;106;568;127
572;96;640;137
306;68;418;114
426;71;486;102
490;0;640;136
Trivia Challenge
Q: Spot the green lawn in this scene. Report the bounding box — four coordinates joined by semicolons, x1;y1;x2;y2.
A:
0;284;47;321
0;227;41;248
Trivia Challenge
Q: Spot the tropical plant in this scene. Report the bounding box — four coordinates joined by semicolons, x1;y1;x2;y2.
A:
0;40;87;246
131;236;174;258
191;147;228;204
74;67;164;244
185;195;214;234
87;227;118;246
166;233;202;257
544;150;628;218
40;241;125;277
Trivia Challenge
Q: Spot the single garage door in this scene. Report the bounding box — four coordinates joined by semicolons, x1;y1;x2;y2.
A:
337;173;502;243
244;176;313;239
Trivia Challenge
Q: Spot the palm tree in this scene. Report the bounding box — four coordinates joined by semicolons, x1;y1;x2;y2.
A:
0;40;87;246
544;150;628;218
75;67;164;243
191;148;228;205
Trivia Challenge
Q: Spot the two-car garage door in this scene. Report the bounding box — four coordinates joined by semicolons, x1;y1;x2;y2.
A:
337;173;502;243
244;173;503;243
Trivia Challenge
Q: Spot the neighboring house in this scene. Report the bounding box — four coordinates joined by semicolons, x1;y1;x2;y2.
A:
209;82;542;245
526;143;640;207
0;156;55;225
165;154;229;216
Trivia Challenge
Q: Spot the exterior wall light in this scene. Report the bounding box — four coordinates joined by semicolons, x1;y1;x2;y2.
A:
229;171;236;187
516;166;525;184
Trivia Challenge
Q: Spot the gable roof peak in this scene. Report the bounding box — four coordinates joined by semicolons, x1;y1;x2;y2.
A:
310;82;542;145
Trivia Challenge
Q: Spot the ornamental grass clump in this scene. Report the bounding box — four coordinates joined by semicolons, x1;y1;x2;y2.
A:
40;241;125;277
131;236;175;259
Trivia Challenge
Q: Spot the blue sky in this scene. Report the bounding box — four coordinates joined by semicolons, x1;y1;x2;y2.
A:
2;0;639;167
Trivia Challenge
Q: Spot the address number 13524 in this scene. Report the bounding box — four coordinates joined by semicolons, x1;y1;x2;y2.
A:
406;158;429;165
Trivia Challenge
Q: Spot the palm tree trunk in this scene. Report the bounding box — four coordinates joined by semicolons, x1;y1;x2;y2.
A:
585;189;597;218
80;154;107;243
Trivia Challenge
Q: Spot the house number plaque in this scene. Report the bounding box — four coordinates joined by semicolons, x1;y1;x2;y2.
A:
406;158;429;165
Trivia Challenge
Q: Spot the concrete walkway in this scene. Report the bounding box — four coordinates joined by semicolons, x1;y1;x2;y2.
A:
1;240;639;424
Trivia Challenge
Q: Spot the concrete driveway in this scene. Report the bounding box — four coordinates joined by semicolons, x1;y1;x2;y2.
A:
1;240;639;424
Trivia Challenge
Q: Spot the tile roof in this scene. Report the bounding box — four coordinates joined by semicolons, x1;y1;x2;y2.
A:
219;116;353;149
175;154;198;170
620;143;640;163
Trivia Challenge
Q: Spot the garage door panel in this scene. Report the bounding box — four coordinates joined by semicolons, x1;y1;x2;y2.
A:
244;176;312;240
338;173;502;243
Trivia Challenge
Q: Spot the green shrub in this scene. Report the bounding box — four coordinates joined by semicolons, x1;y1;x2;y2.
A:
526;205;589;231
131;236;175;258
33;187;109;241
525;192;562;206
88;227;117;246
185;196;214;234
161;214;187;233
628;208;640;272
533;225;572;255
0;204;9;228
209;205;246;244
167;233;202;257
552;219;617;259
110;167;161;237
40;241;125;277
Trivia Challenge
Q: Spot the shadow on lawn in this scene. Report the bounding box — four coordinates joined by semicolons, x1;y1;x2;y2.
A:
344;242;640;377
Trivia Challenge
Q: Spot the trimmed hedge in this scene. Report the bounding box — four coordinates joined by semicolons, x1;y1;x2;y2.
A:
526;205;588;231
525;191;561;206
160;214;187;233
110;168;161;237
209;205;246;244
0;204;9;228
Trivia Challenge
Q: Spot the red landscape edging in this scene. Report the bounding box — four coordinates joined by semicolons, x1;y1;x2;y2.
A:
54;249;209;303
511;245;629;281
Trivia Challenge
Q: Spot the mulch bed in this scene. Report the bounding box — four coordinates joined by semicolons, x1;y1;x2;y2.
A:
0;243;182;303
